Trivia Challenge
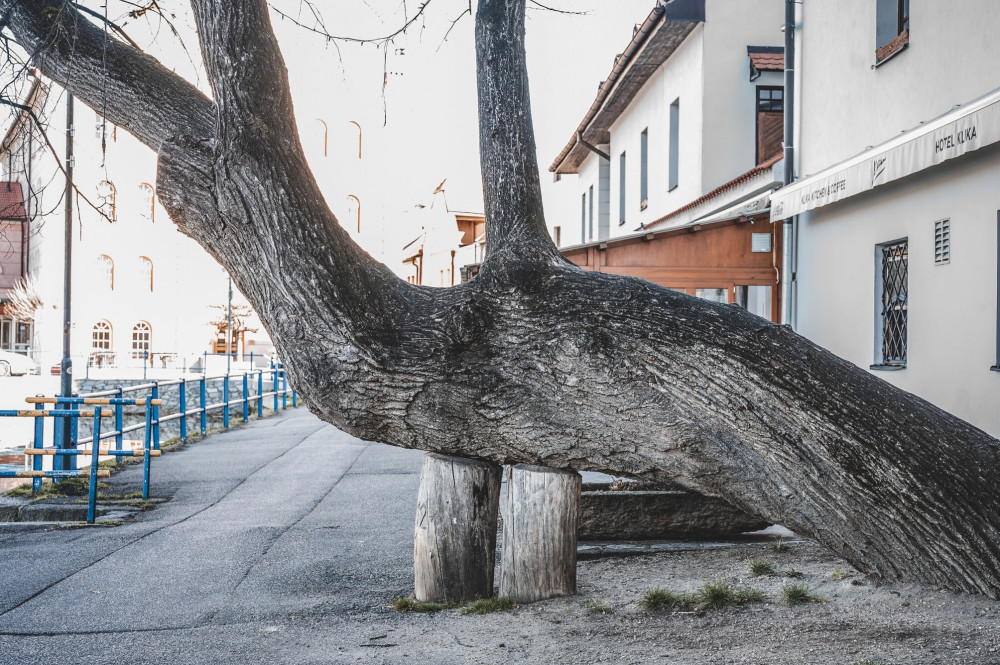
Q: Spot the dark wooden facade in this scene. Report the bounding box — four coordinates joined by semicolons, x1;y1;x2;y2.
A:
562;213;783;322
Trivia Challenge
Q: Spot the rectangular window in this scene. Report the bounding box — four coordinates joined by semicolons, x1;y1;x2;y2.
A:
994;212;999;371
695;288;727;304
581;192;587;243
640;128;649;209
588;184;594;240
619;151;627;225
876;0;909;63
874;239;908;368
756;86;784;164
668;99;680;191
934;219;950;265
735;285;772;320
553;225;561;248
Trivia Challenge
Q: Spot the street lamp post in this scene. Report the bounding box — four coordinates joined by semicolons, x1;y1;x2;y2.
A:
226;274;233;374
59;93;74;470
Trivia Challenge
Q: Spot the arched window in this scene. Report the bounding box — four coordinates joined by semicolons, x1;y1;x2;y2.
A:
97;180;117;221
96;254;114;290
131;321;151;359
346;194;361;233
316;118;328;157
91;320;112;350
139;183;155;221
348;120;362;159
139;256;153;292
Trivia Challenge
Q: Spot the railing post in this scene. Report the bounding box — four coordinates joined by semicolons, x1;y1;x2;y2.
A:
272;366;279;413
87;407;103;524
68;398;79;472
151;381;160;451
203;350;207;374
242;372;249;422
142;397;153;500
143;350;148;381
223;374;230;429
115;386;124;456
257;370;264;418
281;369;287;410
32;398;44;492
199;376;207;435
179;379;188;443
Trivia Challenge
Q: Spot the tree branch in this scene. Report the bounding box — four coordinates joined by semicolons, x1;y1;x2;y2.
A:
475;0;560;271
0;0;214;152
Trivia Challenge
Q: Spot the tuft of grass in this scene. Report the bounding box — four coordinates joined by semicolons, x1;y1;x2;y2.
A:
582;599;614;615
770;539;790;553
783;568;804;579
829;569;849;581
780;582;826;606
5;478;109;500
640;581;765;613
390;597;448;613
748;558;775;577
638;587;690;612
461;597;515;615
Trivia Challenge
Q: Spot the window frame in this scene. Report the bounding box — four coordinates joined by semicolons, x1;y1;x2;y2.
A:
872;238;909;370
588;184;594;240
131;321;152;360
581;192;587;243
91;320;113;351
639;128;649;210
668;99;680;192
619;151;627;225
875;0;909;65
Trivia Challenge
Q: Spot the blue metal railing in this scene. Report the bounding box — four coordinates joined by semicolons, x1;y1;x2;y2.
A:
1;365;296;524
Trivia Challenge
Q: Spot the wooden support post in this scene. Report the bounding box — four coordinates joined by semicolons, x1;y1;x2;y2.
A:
500;464;581;603
413;453;502;603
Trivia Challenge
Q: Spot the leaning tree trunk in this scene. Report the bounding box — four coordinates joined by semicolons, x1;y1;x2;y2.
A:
6;0;1000;598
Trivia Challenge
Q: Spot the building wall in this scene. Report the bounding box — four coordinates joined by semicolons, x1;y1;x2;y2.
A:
798;0;1000;176
0;79;270;370
606;28;704;237
796;144;1000;437
701;0;786;188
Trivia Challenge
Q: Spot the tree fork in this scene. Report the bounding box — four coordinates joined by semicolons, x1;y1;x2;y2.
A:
6;0;1000;599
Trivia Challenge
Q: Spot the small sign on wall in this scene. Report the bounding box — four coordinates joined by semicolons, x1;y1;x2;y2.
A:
751;233;772;253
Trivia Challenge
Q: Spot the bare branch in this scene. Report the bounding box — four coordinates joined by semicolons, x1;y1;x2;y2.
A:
526;0;587;15
267;0;433;47
70;2;141;49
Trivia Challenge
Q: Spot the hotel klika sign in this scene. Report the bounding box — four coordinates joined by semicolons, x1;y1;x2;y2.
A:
771;93;1000;221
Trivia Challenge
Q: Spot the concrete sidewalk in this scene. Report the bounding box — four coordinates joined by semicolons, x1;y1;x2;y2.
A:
0;408;426;662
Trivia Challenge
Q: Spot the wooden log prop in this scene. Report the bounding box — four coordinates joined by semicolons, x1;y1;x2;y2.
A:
413;453;502;603
500;464;581;603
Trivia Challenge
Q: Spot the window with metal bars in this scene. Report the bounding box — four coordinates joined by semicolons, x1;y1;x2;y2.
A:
874;239;908;367
934;219;950;265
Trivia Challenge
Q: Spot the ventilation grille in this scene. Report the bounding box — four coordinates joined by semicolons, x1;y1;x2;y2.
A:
934;219;950;265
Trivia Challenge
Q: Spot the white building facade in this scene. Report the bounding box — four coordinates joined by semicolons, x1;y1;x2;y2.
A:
548;0;786;246
0;75;271;374
771;0;1000;437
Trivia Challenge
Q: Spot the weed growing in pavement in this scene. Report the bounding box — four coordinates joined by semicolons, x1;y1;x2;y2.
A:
582;599;614;615
748;558;775;577
461;597;516;615
770;539;790;552
780;582;826;605
5;477;109;499
783;568;804;579
829;569;849;580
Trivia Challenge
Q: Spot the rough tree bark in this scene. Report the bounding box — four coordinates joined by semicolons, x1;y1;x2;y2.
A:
5;0;1000;598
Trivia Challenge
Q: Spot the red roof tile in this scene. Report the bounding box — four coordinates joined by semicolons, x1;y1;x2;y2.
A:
748;48;784;72
644;154;783;230
0;182;26;220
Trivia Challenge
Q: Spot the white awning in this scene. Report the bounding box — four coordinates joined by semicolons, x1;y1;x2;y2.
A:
770;86;1000;221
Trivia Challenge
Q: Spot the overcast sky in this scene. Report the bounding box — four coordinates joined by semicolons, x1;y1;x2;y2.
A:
29;1;659;238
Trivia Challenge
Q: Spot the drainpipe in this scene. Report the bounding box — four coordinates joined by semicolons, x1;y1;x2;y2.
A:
780;0;797;327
